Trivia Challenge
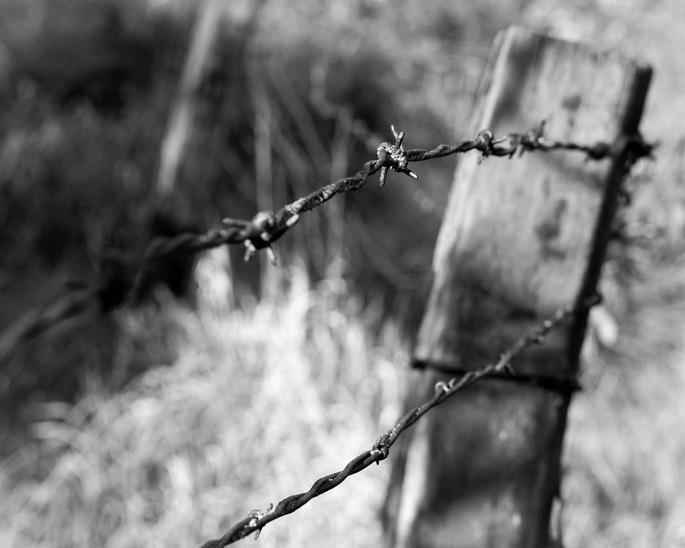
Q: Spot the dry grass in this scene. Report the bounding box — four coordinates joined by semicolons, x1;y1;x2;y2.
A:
563;265;685;547
3;265;685;547
2;2;685;546
0;266;406;547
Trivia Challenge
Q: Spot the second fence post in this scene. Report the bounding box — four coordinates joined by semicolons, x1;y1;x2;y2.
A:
384;27;651;548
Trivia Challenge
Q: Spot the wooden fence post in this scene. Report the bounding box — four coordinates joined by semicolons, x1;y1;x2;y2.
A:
384;27;651;548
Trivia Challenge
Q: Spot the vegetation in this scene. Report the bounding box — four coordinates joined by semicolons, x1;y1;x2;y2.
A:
0;272;407;547
0;0;684;546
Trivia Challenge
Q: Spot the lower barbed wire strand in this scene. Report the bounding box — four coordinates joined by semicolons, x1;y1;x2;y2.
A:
198;295;596;547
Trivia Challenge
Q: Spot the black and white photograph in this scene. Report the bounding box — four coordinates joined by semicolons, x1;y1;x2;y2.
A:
1;1;683;546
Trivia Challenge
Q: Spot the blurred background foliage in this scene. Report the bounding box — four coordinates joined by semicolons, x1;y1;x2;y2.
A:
0;0;684;546
0;0;533;403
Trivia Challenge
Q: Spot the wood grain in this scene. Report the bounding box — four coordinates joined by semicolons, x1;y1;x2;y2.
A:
386;27;651;548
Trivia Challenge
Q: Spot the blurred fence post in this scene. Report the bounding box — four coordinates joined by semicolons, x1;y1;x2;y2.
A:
143;0;265;298
383;27;651;548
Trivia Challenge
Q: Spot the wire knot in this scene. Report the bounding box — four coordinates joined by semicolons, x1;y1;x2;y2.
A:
434;381;450;395
475;129;495;162
245;503;273;540
223;211;300;265
489;121;548;160
625;132;655;161
376;125;418;186
515;121;547;156
371;435;391;463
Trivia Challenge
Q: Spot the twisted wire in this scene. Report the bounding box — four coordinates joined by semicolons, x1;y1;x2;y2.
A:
199;293;600;547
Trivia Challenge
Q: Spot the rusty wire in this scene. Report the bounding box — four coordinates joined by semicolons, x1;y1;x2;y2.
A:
198;293;600;547
0;123;651;367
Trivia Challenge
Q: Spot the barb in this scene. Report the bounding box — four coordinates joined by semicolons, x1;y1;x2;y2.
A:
198;293;600;547
0;123;650;365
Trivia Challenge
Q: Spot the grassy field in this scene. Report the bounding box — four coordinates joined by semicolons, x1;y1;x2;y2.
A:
2;0;685;547
0;265;407;547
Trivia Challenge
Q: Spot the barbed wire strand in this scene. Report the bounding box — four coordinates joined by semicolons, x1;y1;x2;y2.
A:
198;293;600;547
0;123;651;367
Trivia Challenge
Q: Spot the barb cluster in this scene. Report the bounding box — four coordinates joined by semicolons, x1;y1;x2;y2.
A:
198;293;600;547
376;125;418;185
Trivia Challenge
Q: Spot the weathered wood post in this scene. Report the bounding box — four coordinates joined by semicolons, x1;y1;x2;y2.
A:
384;27;651;548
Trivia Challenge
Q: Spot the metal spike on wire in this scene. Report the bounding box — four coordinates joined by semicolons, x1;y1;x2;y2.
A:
376;125;418;186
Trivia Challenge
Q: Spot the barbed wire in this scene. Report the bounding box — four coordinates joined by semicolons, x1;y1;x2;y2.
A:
0;122;652;367
198;292;601;547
